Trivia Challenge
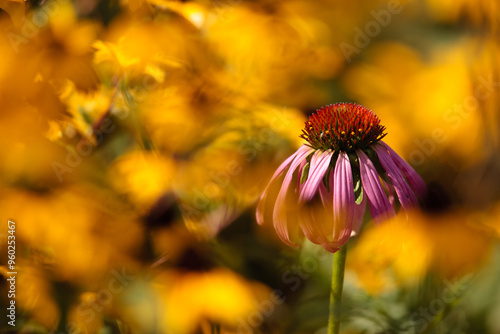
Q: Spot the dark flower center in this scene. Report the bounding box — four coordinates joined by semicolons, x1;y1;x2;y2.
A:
300;103;386;151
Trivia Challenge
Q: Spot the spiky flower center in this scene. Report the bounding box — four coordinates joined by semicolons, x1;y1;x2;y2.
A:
300;103;386;152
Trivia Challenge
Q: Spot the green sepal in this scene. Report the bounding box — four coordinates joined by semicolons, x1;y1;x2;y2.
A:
348;152;364;204
354;176;363;204
300;162;310;184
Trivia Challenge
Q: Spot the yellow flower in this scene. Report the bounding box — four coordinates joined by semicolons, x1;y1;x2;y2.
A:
348;210;491;294
0;187;143;282
205;2;343;106
155;269;269;334
0;265;59;331
173;103;305;237
424;0;500;26
57;80;114;144
93;17;186;80
108;151;177;212
342;41;484;167
0;104;65;185
0;0;25;26
17;1;100;90
348;213;432;294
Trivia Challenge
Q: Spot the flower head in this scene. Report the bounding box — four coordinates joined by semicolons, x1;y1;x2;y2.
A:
300;103;386;151
257;103;426;253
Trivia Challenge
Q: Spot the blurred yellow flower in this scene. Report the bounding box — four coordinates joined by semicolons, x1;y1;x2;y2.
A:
0;104;66;185
0;0;25;26
155;269;268;334
0;187;143;282
342;41;484;167
139;86;215;154
349;210;492;294
348;213;433;294
56;80;114;144
149;0;207;28
0;265;59;331
205;2;343;106
109;150;176;211
67;292;104;334
19;1;100;90
174;104;305;237
424;0;500;27
93;16;190;80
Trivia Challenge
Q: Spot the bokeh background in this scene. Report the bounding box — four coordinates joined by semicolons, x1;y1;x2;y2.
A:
1;0;500;333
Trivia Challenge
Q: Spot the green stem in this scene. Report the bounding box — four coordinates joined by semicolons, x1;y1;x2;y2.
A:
327;246;347;334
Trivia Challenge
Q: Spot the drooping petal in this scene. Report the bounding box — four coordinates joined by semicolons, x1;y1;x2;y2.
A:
328;151;356;248
300;152;355;253
299;182;350;253
321;242;343;253
374;144;419;210
298;173;334;247
296;159;308;193
298;150;332;202
379;141;427;200
298;159;355;253
382;180;396;208
318;168;334;207
298;201;330;246
357;149;396;224
256;145;312;225
273;146;314;246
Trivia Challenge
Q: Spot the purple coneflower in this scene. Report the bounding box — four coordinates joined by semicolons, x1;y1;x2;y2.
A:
256;103;426;253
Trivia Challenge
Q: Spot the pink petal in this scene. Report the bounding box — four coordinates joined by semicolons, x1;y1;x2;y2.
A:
321;242;342;253
298;150;332;202
298;203;329;246
296;159;308;193
357;149;396;224
298;168;339;251
298;193;349;253
299;154;359;253
330;151;355;245
318;168;334;207
379;141;427;200
382;180;396;208
273;146;314;246
256;145;312;225
374;144;419;210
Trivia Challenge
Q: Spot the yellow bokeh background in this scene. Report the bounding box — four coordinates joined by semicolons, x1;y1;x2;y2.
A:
1;0;500;333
